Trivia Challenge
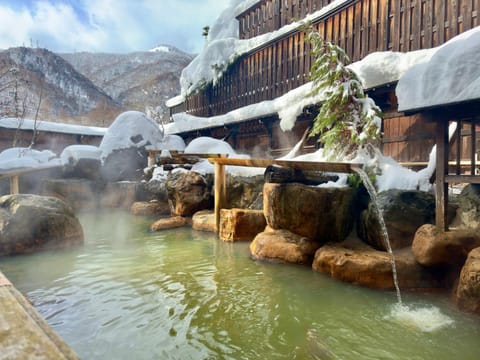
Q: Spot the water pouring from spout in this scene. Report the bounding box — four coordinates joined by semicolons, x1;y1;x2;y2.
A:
354;167;403;304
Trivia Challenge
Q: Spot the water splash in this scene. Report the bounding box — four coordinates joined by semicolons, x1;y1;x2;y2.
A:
387;303;455;332
354;168;402;304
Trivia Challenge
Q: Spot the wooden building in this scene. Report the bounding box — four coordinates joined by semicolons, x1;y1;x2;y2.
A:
0;119;106;155
167;0;480;162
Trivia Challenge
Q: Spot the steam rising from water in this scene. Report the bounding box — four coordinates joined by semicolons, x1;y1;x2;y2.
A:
387;303;454;332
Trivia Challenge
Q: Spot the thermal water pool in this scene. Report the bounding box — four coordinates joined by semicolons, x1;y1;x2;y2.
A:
1;210;479;359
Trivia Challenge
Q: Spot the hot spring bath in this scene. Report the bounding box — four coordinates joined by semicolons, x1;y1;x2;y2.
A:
1;210;479;359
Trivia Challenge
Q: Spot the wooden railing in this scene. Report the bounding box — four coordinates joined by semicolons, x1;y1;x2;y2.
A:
237;0;335;39
174;0;480;118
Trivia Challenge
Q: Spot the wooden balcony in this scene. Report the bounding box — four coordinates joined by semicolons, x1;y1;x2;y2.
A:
171;0;480;118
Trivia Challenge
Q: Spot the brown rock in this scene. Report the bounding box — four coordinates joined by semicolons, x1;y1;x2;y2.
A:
250;229;320;264
263;183;354;243
454;247;480;314
219;208;266;242
358;190;436;250
412;224;480;267
166;171;213;216
150;216;191;231
100;182;141;209
0;194;84;256
312;238;445;290
192;210;215;232
130;201;170;216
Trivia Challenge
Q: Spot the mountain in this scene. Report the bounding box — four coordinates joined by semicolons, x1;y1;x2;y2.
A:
0;47;120;126
0;46;194;127
60;45;194;124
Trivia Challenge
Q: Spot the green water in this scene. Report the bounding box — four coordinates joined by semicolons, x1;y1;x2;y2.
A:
1;210;480;359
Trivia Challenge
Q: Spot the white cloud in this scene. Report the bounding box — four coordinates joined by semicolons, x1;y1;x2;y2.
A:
0;0;232;53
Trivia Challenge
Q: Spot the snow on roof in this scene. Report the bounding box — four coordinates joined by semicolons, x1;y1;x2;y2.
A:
0;117;107;136
396;26;480;112
178;0;352;98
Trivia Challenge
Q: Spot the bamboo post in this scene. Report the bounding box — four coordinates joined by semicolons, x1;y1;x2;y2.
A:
10;176;19;194
213;157;227;233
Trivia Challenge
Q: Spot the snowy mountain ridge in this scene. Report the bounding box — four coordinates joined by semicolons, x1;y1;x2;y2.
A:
0;45;194;127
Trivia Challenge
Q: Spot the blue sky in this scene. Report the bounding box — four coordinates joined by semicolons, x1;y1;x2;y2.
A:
0;0;231;53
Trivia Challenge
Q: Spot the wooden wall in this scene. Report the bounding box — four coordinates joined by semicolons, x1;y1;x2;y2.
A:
178;0;480;119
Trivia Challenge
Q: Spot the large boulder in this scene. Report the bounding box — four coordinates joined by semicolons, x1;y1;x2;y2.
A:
412;224;480;267
454;247;480;314
226;174;264;210
250;228;320;265
166;171;213;216
0;194;83;256
263;183;355;243
312;238;445;290
457;184;480;229
219;208;266;242
358;190;436;250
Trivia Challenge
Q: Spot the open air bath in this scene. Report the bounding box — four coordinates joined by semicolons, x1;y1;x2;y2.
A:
1;210;479;360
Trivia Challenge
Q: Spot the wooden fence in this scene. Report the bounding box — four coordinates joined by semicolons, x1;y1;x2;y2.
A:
171;0;480;118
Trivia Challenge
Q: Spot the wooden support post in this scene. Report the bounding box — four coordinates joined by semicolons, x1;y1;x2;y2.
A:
10;176;19;194
435;119;449;231
148;151;156;167
213;158;227;233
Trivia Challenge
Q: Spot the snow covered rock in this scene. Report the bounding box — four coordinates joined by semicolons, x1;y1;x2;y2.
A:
99;111;163;181
454;247;480;315
0;194;83;256
165;171;213;216
250;229;320;265
358;190;436;250
263;183;355;243
60;145;102;180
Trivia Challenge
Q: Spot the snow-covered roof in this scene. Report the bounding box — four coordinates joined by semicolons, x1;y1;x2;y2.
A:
0;118;107;136
166;0;480;135
396;26;480;112
177;0;353;98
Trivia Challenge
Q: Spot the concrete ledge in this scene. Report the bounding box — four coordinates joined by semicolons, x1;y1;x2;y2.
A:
0;271;79;359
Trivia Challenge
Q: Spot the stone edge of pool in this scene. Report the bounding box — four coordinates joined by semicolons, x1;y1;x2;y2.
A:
0;270;79;360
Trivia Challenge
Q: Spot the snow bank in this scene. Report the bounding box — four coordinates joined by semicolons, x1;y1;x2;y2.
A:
99;111;164;159
397;26;480;112
0;147;60;170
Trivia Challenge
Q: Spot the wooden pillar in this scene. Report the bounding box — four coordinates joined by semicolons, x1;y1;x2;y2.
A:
147;151;156;167
10;176;19;194
213;157;228;233
435;118;449;230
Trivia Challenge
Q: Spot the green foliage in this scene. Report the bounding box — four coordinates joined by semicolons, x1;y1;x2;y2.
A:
307;30;383;160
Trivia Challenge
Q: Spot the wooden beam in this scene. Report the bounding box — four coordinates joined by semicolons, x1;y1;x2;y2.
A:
9;176;19;194
213;156;228;233
208;157;362;173
435;119;449;231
